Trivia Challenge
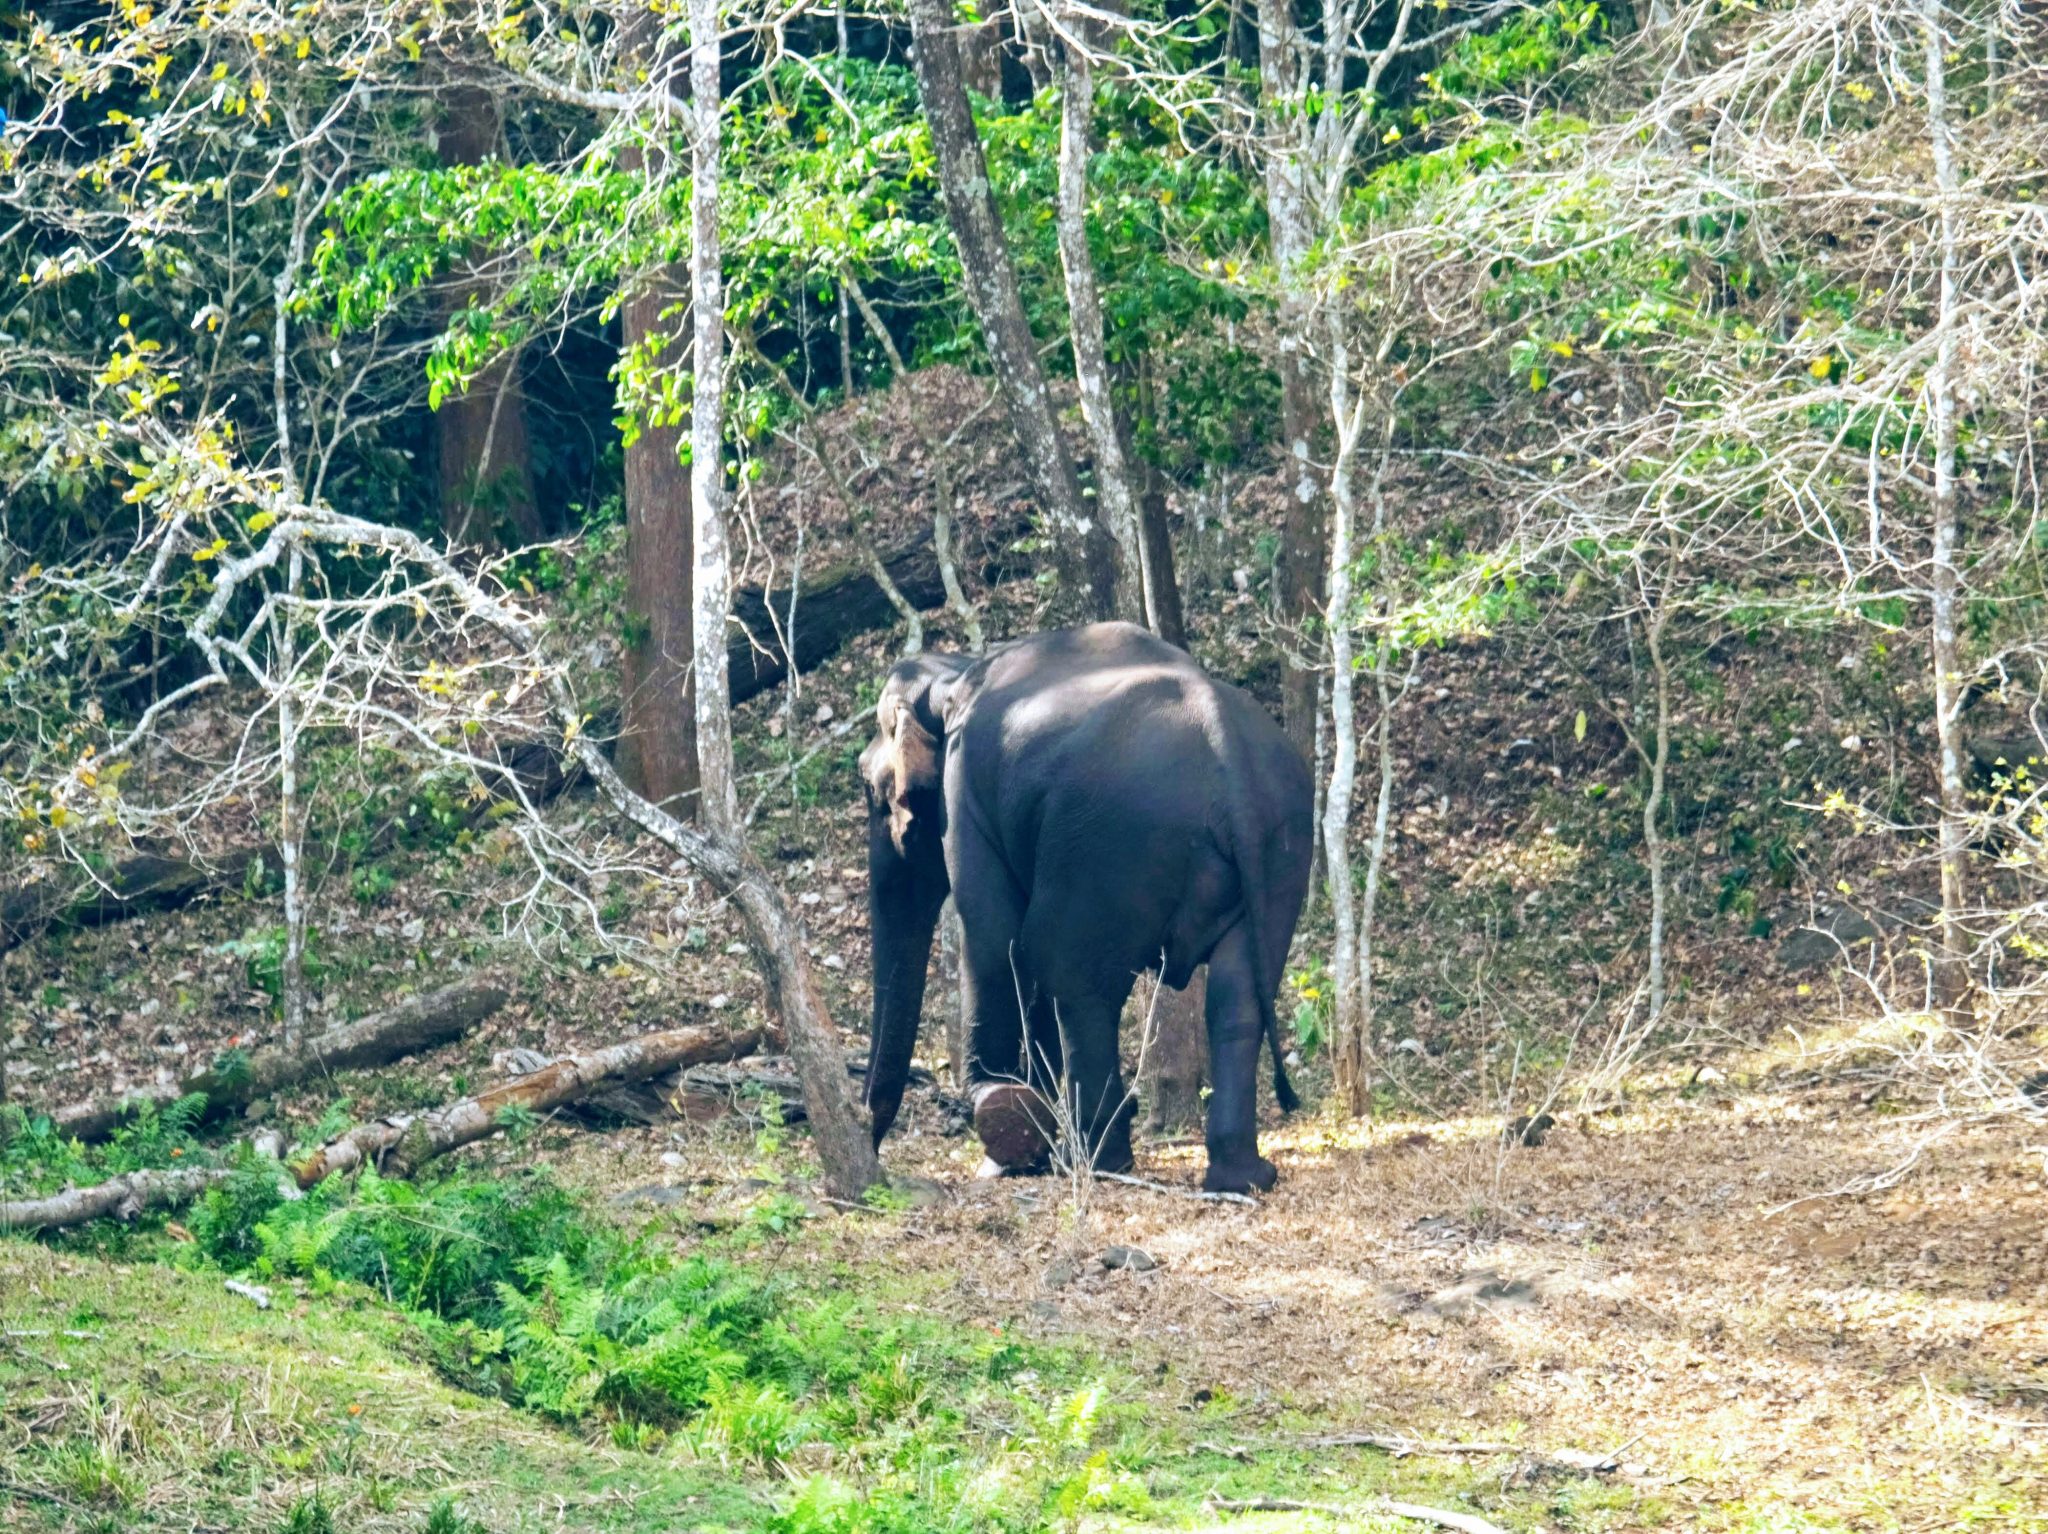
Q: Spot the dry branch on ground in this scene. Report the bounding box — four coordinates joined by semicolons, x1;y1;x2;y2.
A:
291;1021;763;1183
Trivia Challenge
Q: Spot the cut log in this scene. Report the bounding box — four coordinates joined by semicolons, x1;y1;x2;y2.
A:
49;973;511;1143
292;1023;763;1185
0;1166;233;1234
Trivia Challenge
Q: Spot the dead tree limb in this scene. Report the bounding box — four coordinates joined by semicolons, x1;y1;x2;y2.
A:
0;1167;232;1234
292;1023;762;1185
49;973;511;1143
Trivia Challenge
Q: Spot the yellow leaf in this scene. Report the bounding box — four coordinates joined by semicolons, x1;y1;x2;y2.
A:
1796;984;1812;996
1574;709;1587;743
1549;339;1574;358
191;537;228;562
48;804;70;828
1809;355;1831;379
1529;367;1547;391
247;510;277;533
1836;880;1852;894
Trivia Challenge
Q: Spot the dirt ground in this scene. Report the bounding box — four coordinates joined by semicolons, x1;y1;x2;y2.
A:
552;1069;2048;1532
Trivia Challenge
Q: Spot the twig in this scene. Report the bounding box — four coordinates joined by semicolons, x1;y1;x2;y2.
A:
1207;1494;1510;1534
1309;1430;1638;1473
1092;1170;1257;1207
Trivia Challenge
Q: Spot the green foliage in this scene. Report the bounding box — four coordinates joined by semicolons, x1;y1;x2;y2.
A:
0;1095;211;1203
283;1492;336;1534
201;1166;596;1320
214;926;326;1008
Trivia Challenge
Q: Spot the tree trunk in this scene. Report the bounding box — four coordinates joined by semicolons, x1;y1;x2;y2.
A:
1321;307;1369;1116
277;543;311;1048
1255;0;1325;765
1049;34;1145;622
690;0;738;835
905;0;1117;620
617;266;702;814
1;1166;233;1234
1921;0;1973;1024
1138;970;1208;1133
1642;601;1672;1026
50;973;511;1142
434;82;540;549
293;1022;762;1185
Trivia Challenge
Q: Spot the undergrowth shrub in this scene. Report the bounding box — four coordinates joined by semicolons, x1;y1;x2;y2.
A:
177;1161;1121;1527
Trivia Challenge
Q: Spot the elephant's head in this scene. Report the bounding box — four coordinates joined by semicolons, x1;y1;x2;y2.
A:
858;651;974;1147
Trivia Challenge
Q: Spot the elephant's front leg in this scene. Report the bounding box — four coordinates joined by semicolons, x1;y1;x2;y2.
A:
1201;922;1279;1194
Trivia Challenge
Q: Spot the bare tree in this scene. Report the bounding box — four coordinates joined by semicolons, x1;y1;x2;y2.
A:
689;0;739;835
905;0;1121;619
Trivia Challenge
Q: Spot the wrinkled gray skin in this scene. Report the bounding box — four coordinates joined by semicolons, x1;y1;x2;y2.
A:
859;623;1311;1194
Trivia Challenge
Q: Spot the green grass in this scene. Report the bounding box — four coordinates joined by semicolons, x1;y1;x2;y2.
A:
0;1177;1679;1534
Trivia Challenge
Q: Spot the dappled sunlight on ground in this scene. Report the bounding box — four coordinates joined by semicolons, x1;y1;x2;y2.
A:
726;1082;2047;1529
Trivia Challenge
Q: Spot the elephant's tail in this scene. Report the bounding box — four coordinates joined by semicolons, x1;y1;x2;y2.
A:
1227;785;1305;1118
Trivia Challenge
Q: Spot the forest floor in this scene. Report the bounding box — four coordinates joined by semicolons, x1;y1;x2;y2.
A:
5;1068;2045;1533
6;377;2047;1531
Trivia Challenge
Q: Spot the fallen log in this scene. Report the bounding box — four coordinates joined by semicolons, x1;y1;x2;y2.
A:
49;973;511;1143
0;1166;233;1234
292;1023;763;1185
726;507;1033;703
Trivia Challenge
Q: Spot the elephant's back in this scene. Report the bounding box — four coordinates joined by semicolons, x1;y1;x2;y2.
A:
956;625;1290;872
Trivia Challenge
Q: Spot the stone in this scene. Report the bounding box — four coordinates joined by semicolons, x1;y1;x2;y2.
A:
1099;1245;1158;1272
1777;905;1884;971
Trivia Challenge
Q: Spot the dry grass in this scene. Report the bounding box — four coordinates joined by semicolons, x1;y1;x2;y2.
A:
552;1071;2048;1532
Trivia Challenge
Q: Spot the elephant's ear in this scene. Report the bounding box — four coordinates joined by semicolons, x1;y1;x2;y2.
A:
863;685;943;856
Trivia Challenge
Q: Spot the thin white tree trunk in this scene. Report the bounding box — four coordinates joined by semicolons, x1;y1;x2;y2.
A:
277;541;309;1047
690;0;738;835
1921;0;1972;1021
271;200;313;1048
1642;601;1672;1026
1356;641;1398;1067
1051;35;1146;625
1320;301;1370;1114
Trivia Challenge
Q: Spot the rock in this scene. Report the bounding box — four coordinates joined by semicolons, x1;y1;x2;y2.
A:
1099;1245;1159;1272
1028;1299;1062;1322
886;1175;949;1208
1777;905;1884;970
1503;1113;1555;1147
400;917;426;941
1042;1257;1079;1289
660;1150;686;1169
822;954;845;971
814;703;835;725
611;1183;692;1209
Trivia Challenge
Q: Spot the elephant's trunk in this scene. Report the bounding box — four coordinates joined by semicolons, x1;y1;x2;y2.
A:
865;835;948;1147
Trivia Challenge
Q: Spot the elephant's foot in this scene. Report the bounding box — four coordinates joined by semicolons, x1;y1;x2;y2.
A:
972;1082;1056;1171
973;1155;1047;1180
1090;1119;1136;1176
1202;1153;1278;1195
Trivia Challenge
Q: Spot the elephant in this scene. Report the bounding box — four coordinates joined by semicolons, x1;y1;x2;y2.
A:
857;622;1313;1194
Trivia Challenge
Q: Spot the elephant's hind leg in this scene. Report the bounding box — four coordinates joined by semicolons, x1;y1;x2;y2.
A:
1202;921;1279;1194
